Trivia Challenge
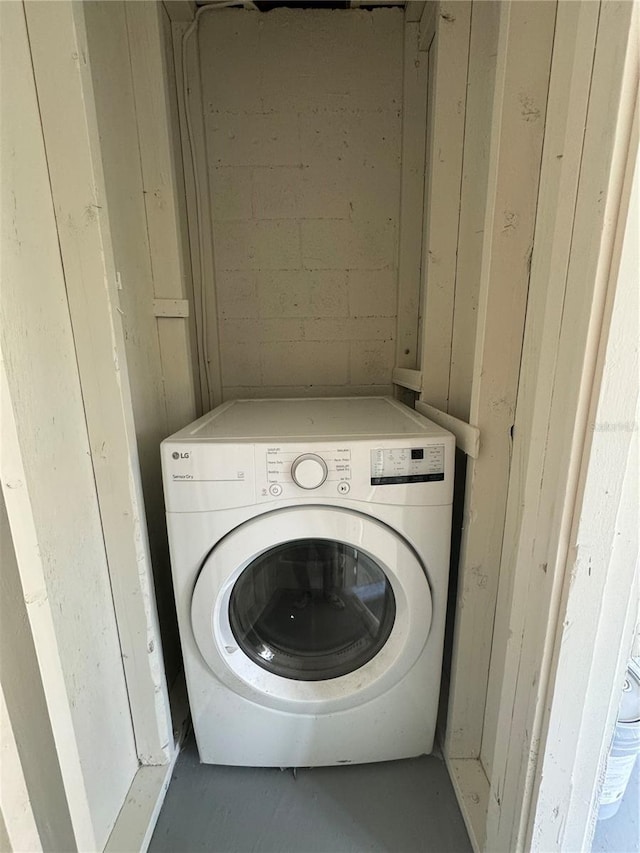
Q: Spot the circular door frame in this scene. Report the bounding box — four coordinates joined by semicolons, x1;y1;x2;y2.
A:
191;506;433;715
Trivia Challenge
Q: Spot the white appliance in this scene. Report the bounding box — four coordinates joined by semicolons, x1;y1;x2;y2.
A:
162;397;455;767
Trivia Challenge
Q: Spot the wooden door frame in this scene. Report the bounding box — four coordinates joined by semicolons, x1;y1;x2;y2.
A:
24;0;174;768
484;3;638;851
126;1;202;435
169;2;224;412
515;27;639;853
442;0;555;774
529;125;638;851
28;2;629;850
395;3;637;850
14;2;194;847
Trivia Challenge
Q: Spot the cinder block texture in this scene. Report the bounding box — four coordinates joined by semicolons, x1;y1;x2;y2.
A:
200;8;403;396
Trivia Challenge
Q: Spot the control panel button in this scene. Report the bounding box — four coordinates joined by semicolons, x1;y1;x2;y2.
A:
337;482;350;495
269;483;283;497
291;454;328;490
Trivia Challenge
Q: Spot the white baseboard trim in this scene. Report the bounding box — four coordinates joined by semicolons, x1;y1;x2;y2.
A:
444;756;490;853
104;755;178;853
105;673;190;852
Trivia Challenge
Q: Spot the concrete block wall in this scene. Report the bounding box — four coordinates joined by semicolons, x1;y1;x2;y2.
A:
199;7;403;399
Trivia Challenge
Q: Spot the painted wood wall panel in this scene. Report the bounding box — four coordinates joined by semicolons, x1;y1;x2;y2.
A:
447;1;500;423
419;1;471;411
0;493;74;853
24;0;173;767
83;0;182;693
0;687;41;853
395;17;428;372
173;15;223;410
126;0;200;435
0;2;138;845
530;108;638;853
484;4;638;848
481;0;601;781
443;0;556;763
159;4;204;422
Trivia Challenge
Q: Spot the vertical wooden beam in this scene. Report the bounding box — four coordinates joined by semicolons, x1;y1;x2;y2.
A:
2;2;145;844
172;13;223;412
126;1;200;433
481;0;601;781
419;1;437;50
163;1;196;22
395;15;429;374
0;488;78;853
405;1;426;24
444;0;556;762
1;368;96;850
418;1;471;411
0;684;42;853
530;112;637;853
485;3;638;848
447;1;501;423
25;0;173;766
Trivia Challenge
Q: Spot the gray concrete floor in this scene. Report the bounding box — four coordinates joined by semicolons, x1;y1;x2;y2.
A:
150;735;472;853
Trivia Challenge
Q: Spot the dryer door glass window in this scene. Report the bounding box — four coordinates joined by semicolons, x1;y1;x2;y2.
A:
229;539;396;681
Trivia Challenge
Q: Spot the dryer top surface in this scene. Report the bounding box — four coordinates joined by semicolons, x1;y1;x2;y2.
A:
165;397;451;443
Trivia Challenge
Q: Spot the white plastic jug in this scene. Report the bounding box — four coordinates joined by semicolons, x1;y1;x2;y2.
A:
598;660;640;820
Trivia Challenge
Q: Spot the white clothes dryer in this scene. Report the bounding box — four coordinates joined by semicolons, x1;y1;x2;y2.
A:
162;397;455;767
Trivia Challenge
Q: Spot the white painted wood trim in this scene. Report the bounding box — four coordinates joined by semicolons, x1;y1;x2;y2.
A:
126;1;200;433
0;684;43;853
25;0;173;766
105;672;190;853
167;671;191;752
484;5;638;850
128;2;193;306
405;1;426;25
418;1;437;51
172;19;211;412
153;299;190;318
395;20;428;372
480;0;601;780
418;1;471;411
443;0;556;764
0;365;95;852
173;10;224;411
392;367;423;393
529;38;639;853
163;1;196;23
447;1;501;424
535;433;638;853
104;754;178;853
415;401;480;458
539;453;638;853
445;757;489;853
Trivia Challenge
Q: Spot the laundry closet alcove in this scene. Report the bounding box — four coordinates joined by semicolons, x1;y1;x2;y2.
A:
2;2;636;852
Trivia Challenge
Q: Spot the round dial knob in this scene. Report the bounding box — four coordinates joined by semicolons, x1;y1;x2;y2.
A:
291;454;328;490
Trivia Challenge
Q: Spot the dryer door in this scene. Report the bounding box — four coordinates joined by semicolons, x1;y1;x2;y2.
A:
191;506;433;714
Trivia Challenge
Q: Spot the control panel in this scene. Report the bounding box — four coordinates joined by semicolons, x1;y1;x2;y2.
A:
261;446;351;498
370;446;445;485
163;435;454;511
